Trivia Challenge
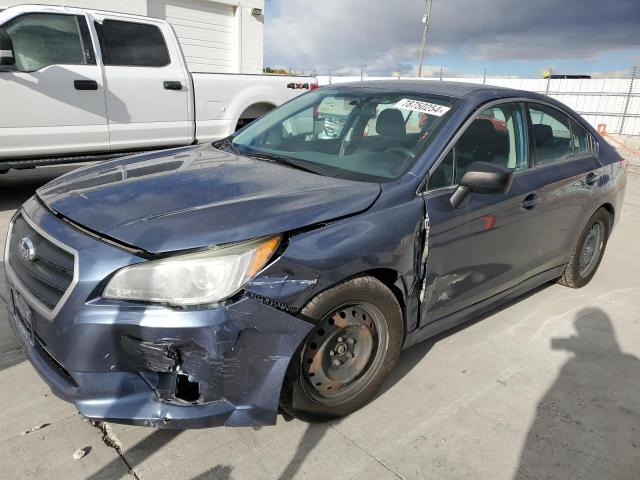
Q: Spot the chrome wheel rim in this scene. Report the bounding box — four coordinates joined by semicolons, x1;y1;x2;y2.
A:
300;302;389;406
578;221;604;278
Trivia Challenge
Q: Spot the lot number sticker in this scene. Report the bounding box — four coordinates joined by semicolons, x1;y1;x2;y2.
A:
395;99;451;117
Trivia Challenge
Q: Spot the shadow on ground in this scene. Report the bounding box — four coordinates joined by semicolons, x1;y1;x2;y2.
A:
276;283;554;479
514;307;640;480
0;165;82;213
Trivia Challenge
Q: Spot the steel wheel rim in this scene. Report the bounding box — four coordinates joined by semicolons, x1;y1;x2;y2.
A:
300;302;389;406
578;221;604;278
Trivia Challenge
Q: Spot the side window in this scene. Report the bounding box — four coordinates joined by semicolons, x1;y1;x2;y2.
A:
96;20;170;67
428;149;454;190
528;104;573;166
2;14;90;72
428;102;527;190
570;119;593;157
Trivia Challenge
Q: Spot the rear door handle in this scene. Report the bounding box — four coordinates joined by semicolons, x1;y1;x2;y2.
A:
74;80;98;91
521;193;538;210
585;172;598;187
164;81;183;91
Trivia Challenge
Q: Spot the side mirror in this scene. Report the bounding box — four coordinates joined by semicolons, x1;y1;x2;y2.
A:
0;28;15;66
450;161;514;209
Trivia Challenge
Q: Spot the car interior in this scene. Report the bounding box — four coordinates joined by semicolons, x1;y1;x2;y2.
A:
255;99;448;180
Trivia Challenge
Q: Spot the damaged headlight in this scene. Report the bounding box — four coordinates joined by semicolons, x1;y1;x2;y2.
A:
104;235;281;307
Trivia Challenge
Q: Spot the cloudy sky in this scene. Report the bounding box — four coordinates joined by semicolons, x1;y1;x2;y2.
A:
263;0;640;78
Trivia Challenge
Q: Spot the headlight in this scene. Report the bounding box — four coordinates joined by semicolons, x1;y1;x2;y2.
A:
104;235;281;307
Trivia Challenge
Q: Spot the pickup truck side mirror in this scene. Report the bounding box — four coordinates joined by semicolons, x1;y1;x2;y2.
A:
450;161;514;209
0;28;15;66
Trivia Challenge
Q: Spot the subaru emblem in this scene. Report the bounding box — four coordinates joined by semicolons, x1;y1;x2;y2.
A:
18;237;36;263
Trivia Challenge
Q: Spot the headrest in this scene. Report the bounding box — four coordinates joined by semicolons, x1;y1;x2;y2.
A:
376;109;406;139
457;119;496;152
534;124;553;146
466;119;497;140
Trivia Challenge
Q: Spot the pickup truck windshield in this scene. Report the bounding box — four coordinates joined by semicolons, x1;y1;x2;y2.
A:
232;89;453;182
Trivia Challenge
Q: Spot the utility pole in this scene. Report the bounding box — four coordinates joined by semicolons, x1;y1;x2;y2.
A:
417;0;433;78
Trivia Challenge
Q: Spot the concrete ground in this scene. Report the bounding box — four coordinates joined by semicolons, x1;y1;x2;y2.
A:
1;166;639;480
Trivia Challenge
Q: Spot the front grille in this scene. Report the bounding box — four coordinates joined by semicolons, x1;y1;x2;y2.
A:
34;334;78;387
8;214;75;310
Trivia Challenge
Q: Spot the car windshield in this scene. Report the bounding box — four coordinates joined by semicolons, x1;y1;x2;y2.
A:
231;88;454;182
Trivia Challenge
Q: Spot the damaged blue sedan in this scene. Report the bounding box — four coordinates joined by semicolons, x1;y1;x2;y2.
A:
4;81;626;428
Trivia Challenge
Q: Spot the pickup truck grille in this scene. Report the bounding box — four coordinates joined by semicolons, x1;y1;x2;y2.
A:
8;214;75;310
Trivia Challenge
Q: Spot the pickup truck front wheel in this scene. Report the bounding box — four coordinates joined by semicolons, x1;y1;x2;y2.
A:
280;276;403;421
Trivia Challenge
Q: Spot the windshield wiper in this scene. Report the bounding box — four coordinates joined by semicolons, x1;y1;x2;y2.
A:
244;152;331;176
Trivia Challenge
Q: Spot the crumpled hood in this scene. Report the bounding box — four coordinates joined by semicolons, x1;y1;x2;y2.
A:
37;145;381;253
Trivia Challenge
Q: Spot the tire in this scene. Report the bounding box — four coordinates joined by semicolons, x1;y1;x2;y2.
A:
280;276;404;422
558;208;610;288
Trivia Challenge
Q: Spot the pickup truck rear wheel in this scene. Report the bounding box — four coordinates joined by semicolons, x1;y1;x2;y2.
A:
280;276;403;421
558;208;610;288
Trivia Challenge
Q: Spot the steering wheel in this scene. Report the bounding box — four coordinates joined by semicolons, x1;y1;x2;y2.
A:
385;147;415;159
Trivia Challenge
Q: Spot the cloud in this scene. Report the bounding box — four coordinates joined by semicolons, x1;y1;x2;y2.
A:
264;0;640;75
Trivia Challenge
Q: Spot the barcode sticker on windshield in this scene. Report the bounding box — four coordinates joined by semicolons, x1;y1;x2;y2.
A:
394;99;451;117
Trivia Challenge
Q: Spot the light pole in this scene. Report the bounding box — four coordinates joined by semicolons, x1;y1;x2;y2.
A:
417;0;433;78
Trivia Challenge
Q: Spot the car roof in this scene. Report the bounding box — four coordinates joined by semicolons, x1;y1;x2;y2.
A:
327;80;528;100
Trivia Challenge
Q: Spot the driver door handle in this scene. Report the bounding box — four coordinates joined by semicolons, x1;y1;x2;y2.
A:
521;193;538;210
74;80;98;91
164;81;183;91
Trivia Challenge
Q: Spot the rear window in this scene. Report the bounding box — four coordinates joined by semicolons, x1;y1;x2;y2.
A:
96;19;170;67
528;104;573;166
570;119;594;157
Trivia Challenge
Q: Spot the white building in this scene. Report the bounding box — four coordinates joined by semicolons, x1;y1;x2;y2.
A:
0;0;265;73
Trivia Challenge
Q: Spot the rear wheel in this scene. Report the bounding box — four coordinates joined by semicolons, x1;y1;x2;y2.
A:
558;208;610;288
281;276;403;421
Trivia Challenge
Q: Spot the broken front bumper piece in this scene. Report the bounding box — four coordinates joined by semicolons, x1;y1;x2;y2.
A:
11;295;313;429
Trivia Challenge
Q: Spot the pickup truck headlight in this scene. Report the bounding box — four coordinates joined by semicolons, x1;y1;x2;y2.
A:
104;236;281;307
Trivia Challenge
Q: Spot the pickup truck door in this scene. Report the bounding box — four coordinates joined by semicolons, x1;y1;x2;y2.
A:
92;16;192;151
0;12;109;159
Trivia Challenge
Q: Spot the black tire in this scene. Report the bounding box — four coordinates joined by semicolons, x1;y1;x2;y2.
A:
280;276;404;422
558;208;610;288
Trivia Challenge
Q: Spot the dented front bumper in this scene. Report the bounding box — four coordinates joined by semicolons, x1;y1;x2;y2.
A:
5;200;313;428
10;296;312;428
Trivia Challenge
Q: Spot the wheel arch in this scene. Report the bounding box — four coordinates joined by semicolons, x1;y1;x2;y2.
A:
600;202;615;232
299;268;410;339
235;102;277;130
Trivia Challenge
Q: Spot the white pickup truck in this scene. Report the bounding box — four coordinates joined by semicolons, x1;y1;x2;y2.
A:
0;4;316;172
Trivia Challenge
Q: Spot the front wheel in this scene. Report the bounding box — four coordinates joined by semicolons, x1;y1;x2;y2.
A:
558;208;610;288
280;276;403;421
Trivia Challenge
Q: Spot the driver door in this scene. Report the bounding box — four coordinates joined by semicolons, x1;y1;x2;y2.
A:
420;101;541;324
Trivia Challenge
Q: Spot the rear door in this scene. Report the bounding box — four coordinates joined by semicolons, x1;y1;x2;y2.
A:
421;101;540;323
0;12;108;159
524;102;602;275
93;16;191;151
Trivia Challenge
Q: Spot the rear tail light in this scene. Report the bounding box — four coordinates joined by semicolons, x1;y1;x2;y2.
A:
310;84;320;91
